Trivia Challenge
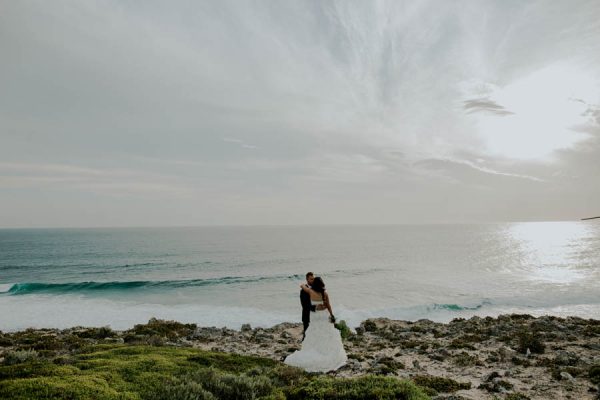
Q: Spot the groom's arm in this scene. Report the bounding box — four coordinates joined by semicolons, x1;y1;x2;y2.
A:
300;289;316;312
300;284;317;312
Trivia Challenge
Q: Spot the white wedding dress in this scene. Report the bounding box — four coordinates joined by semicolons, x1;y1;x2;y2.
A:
284;300;347;372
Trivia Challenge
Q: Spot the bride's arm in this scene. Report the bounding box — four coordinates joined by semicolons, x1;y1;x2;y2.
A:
300;283;311;293
323;291;334;321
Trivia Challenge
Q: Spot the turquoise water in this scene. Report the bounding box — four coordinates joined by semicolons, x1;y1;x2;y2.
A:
1;222;599;331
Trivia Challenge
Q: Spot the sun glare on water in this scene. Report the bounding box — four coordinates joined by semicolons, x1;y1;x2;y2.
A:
506;221;593;283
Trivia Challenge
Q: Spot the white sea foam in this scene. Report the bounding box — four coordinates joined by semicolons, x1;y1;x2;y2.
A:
2;294;599;333
0;283;13;293
0;295;294;332
336;302;600;328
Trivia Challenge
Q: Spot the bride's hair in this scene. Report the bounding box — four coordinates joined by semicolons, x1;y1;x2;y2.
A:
311;277;326;298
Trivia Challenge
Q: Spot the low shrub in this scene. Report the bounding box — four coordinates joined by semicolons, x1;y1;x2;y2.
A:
187;351;277;373
0;361;79;380
516;329;544;354
73;326;116;340
448;338;476;350
147;379;216;400
410;325;427;333
452;351;482;367
478;379;513;393
3;349;38;365
369;356;405;375
0;333;13;347
510;314;534;321
154;368;277;400
589;364;600;384
363;320;377;332
505;393;531;400
286;375;429;400
268;365;306;386
412;374;471;393
509;355;530;367
190;368;275;400
402;340;426;349
129;318;197;340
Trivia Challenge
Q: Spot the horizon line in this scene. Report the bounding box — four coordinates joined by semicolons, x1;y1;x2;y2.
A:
0;218;591;230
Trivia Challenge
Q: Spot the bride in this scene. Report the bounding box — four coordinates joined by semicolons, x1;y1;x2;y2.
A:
284;277;347;372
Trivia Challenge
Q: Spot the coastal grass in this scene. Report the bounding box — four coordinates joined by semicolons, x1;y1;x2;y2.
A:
411;375;471;394
0;343;430;400
286;375;429;400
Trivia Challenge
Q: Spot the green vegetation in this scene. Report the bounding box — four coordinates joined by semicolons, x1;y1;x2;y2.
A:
0;343;430;400
411;375;471;394
452;351;483;367
478;378;513;393
516;329;545;354
334;320;352;340
123;318;197;345
72;326;117;340
363;320;377;332
589;364;600;384
286;375;429;400
448;334;486;350
3;349;39;365
401;340;427;350
505;393;531;400
368;356;405;375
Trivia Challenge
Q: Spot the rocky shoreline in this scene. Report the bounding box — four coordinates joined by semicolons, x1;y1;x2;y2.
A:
2;314;599;399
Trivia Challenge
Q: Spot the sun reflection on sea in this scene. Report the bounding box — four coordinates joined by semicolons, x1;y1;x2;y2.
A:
504;221;593;284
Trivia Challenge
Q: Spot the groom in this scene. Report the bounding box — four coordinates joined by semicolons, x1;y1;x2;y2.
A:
300;271;323;339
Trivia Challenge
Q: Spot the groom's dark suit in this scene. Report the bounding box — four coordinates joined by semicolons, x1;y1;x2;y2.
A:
300;288;316;335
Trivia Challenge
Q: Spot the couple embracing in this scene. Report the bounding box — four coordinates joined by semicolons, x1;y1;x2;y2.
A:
284;272;347;372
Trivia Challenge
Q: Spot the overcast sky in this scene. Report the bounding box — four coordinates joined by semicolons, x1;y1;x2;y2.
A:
1;0;599;227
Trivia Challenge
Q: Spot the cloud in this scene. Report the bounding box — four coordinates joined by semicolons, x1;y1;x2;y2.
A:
413;157;545;185
1;1;600;226
223;137;259;150
463;98;514;116
0;162;193;197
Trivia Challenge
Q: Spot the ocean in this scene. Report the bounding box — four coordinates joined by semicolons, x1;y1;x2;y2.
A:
1;222;599;332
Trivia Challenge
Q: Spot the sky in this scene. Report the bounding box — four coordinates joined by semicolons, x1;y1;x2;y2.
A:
1;0;599;227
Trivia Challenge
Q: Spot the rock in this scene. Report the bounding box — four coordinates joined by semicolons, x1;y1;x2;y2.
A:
349;359;361;370
478;378;514;393
499;346;516;362
485;371;502;382
413;360;421;370
220;327;233;336
429;348;450;362
363;320;377;332
555;350;579;366
192;327;221;341
241;324;251;332
254;332;274;343
560;371;575;382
